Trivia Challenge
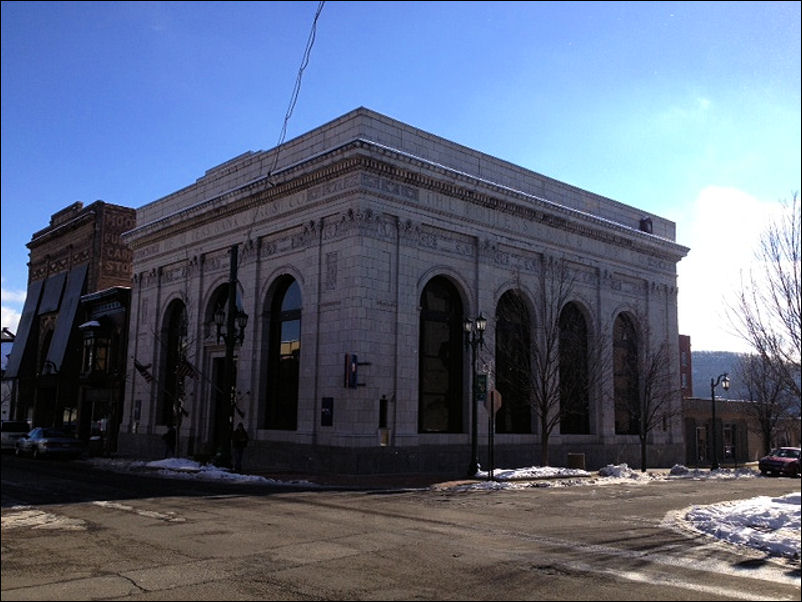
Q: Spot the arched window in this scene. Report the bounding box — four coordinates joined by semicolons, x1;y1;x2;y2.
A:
559;302;590;434
160;300;187;426
495;290;532;433
419;277;463;433
265;277;301;430
614;313;640;435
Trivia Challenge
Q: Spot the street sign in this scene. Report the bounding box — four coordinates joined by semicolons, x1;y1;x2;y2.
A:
486;389;502;414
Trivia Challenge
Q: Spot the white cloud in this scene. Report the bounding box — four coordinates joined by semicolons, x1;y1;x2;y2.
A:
1;278;26;333
1;286;26;305
1;305;22;334
675;186;784;352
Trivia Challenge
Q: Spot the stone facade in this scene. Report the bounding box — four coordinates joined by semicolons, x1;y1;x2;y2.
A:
119;108;689;475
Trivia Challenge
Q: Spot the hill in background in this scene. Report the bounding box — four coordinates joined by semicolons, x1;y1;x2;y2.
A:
691;350;750;400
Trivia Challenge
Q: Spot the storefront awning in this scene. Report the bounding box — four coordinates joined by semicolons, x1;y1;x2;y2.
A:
3;279;44;378
44;264;88;372
38;271;67;314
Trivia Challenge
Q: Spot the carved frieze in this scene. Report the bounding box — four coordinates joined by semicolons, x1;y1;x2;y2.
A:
140;268;159;289
240;239;257;263
260;223;316;259
417;226;438;250
482;240;539;273
604;270;645;297
650;280;677;295
565;260;598;287
161;264;183;285
396;220;476;258
361;173;419;202
202;248;231;274
134;242;160;261
306;173;360;202
190;215;244;243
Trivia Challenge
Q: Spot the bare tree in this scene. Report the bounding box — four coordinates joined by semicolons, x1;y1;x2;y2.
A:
613;316;683;471
736;353;797;456
729;194;801;406
529;258;573;466
495;257;605;466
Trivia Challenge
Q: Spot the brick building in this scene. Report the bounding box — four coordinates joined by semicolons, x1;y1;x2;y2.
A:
679;334;693;398
683;396;801;466
5;201;135;446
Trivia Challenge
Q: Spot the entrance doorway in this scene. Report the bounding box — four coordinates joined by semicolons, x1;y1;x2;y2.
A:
210;356;237;456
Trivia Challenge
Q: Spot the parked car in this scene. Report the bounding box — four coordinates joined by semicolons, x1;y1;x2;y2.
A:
1;420;31;452
15;427;85;459
758;447;801;477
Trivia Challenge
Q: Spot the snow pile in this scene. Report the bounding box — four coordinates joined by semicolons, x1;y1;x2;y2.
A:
684;492;801;559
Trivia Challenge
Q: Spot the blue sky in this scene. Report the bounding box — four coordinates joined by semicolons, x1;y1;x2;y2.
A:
1;1;800;353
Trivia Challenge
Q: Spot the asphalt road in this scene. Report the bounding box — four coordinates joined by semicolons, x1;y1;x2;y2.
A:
1;453;800;601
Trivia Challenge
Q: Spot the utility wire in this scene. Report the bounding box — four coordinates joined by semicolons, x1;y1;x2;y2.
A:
243;0;326;260
268;0;326;183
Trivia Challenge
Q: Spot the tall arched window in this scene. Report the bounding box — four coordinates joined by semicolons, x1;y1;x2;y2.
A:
495;290;532;433
614;313;640;435
160;300;187;426
265;277;301;430
559;302;590;434
419;277;463;433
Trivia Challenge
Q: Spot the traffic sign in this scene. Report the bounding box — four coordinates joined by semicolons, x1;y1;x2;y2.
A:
486;389;502;414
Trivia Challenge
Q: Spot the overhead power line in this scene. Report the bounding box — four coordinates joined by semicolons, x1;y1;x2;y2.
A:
268;0;326;182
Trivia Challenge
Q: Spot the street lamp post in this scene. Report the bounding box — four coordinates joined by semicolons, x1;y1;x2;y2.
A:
174;317;189;457
464;313;487;477
710;372;730;470
213;244;248;468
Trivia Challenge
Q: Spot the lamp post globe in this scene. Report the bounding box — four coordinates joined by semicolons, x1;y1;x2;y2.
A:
709;373;729;471
465;314;486;477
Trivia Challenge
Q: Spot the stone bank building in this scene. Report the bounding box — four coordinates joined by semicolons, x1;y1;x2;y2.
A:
119;108;689;475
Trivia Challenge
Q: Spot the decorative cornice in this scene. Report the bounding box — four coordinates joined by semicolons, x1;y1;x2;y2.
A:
124;138;688;266
28;210;96;250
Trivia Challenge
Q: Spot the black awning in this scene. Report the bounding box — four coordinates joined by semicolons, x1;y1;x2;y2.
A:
44;264;88;372
38;271;67;313
4;279;44;378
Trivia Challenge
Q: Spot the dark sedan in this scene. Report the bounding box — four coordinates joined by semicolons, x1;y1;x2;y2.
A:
758;447;800;477
15;427;85;459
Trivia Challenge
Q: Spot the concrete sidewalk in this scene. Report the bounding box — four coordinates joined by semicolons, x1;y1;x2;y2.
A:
247;469;467;490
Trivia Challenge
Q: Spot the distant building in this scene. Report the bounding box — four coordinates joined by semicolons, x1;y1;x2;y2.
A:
679;334;693;398
4;201;135;450
1;327;16;421
120;107;689;475
683;396;801;466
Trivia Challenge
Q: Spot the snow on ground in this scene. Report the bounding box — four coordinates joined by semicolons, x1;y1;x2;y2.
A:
84;457;800;561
